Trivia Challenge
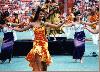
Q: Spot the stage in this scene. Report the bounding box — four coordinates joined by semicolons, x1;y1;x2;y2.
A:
0;40;99;71
0;56;99;71
0;33;99;71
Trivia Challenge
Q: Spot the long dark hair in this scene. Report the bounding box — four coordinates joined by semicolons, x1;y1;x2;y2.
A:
32;6;42;22
0;11;9;25
45;0;50;3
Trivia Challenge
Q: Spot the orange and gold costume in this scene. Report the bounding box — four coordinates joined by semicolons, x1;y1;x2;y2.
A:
26;26;52;70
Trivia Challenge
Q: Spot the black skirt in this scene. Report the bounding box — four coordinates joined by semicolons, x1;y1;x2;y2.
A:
73;31;85;59
0;32;14;61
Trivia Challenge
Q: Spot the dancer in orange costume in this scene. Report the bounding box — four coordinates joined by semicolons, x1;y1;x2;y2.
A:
12;6;64;71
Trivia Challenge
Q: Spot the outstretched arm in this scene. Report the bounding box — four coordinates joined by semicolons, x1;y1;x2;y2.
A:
7;22;19;27
62;22;74;27
12;23;33;32
82;21;98;25
84;25;99;34
7;21;26;27
45;21;65;28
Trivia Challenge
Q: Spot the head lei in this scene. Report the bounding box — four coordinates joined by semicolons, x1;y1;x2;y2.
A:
41;4;48;12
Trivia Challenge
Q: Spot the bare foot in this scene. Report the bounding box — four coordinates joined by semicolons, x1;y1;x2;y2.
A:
80;60;83;63
9;59;11;63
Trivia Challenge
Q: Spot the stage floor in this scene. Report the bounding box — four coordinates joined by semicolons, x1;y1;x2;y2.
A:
0;55;99;71
0;32;99;71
